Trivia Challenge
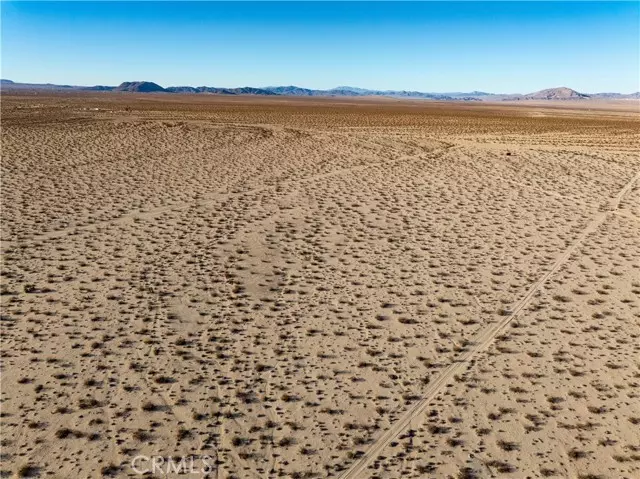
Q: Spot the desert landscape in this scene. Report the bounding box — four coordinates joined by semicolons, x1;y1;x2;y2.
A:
1;92;639;479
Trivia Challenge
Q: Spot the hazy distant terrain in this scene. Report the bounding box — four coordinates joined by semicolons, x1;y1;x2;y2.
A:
2;92;639;479
2;79;639;101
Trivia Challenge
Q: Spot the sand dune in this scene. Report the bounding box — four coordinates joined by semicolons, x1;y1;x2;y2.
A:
1;93;639;478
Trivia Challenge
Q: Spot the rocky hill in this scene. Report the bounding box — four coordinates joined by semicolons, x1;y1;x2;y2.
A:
113;81;165;92
522;87;590;100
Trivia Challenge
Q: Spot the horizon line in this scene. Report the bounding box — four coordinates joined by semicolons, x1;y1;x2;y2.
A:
2;78;639;95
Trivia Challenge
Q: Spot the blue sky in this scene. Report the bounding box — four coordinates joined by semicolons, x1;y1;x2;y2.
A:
1;2;638;93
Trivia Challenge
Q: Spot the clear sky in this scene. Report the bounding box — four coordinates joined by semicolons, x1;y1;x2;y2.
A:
1;1;638;93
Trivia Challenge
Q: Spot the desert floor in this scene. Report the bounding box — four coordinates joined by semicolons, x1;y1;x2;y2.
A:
1;93;639;479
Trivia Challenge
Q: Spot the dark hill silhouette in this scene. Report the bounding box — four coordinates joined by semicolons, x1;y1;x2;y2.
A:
114;81;165;92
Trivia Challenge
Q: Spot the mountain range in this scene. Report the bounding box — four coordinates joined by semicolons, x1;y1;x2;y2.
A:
1;79;638;101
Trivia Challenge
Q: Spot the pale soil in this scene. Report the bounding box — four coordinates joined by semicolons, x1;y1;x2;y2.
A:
1;93;639;479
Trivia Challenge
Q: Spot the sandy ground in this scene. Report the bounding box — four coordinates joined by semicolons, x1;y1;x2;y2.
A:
1;92;639;479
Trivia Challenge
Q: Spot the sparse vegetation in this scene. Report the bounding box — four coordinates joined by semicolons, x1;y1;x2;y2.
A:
3;91;638;479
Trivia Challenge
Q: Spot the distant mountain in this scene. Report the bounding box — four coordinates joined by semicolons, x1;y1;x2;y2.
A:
326;87;366;96
331;86;371;95
259;85;451;99
163;86;195;93
444;90;493;98
262;86;318;96
84;85;116;91
329;86;504;100
1;80;77;90
522;87;589;100
375;90;453;100
225;87;278;95
2;79;637;101
165;86;277;95
591;92;640;99
261;85;455;99
590;92;622;99
114;81;165;92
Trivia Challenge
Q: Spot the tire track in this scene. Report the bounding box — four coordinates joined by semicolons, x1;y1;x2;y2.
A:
338;170;640;479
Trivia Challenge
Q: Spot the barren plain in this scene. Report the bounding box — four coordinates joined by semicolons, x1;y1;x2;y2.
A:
1;93;639;479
